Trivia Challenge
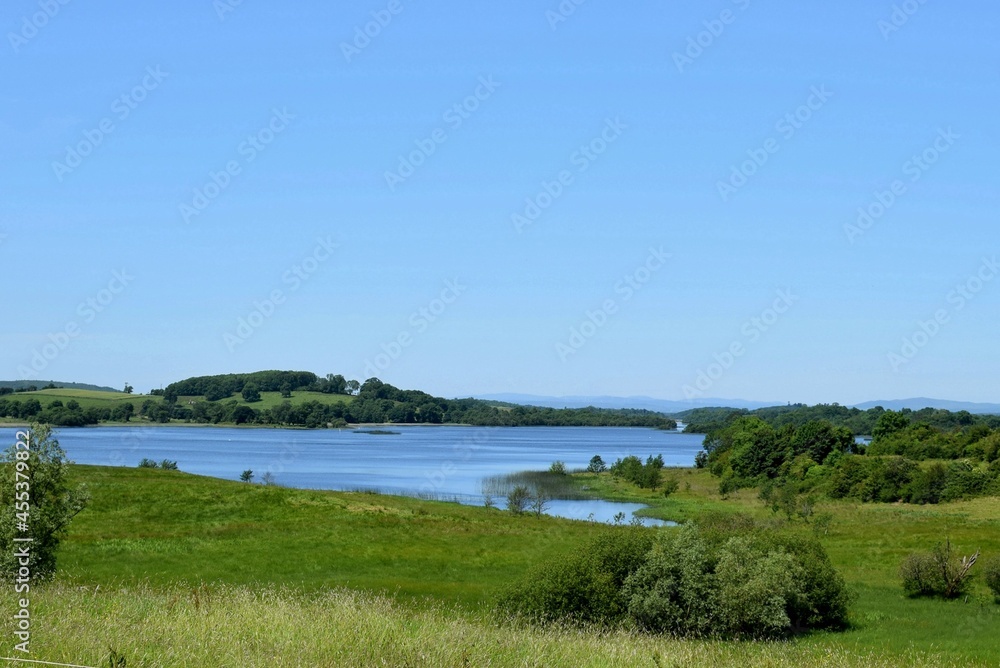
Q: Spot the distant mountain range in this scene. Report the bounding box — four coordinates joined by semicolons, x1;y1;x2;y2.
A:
472;394;779;414
853;398;1000;414
473;394;1000;416
0;380;120;393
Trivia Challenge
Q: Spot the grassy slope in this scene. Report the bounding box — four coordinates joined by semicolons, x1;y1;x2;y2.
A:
10;465;999;667
0;389;355;424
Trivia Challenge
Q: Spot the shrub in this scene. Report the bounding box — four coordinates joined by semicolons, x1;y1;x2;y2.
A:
621;524;716;637
548;461;566;475
138;458;158;468
0;424;90;581
499;516;850;638
980;555;1000;601
505;485;531;514
497;527;654;625
714;536;804;638
159;459;179;471
661;477;680;497
586;455;606;473
900;540;980;599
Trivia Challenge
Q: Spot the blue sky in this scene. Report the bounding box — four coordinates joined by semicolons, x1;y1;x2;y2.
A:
2;0;997;405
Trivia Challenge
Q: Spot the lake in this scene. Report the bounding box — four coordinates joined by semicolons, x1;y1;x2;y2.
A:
0;425;705;524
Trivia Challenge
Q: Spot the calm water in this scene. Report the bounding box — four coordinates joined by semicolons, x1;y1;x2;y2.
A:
0;425;704;524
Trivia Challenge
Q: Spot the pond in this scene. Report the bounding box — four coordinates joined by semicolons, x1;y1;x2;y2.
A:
0;425;705;525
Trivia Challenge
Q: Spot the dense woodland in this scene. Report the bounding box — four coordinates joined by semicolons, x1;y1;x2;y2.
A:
680;403;1000;435
697;409;1000;505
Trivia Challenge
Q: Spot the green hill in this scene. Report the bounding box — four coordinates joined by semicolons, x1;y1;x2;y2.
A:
0;379;119;392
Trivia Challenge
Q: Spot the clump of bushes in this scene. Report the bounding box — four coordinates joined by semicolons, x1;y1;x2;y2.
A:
983;556;1000;601
496;515;851;638
609;454;664;490
138;459;178;470
899;540;979;599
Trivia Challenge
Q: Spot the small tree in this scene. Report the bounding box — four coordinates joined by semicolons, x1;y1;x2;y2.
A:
241;383;261;403
662;477;680;497
531;490;550;517
549;461;566;475
506;485;530;514
587;455;606;473
0;425;90;581
240;469;254;483
138;458;158;468
159;460;178;471
123;383;133;395
261;471;276;486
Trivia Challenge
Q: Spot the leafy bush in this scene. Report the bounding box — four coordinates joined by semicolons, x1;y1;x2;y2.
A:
498;517;850;638
586;455;606;473
983;555;1000;601
138;458;158;468
548;461;566;475
0;425;90;581
505;485;531;514
900;540;979;599
497;527;654;625
159;460;179;471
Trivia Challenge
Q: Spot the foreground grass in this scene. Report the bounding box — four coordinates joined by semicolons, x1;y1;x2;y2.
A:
14;465;998;666
7;583;984;668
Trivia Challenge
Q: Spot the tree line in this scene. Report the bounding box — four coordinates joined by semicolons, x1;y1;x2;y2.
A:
680;402;1000;435
696;409;1000;505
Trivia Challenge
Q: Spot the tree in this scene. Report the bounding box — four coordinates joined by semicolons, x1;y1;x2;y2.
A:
0;424;90;581
506;485;531;514
261;471;276;486
240;469;254;483
123;383;133;395
587;455;607;473
241;382;261;403
346;379;360;395
279;383;292;399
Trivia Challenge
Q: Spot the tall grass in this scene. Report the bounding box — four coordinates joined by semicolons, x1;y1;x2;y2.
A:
482;470;591;500
8;583;981;668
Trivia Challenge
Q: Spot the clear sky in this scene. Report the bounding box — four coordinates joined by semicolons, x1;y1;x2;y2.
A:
2;1;997;405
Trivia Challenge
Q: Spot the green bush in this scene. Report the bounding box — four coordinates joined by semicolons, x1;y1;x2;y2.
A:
496;527;654;625
622;524;716;637
498;517;850;638
981;555;1000;601
899;541;979;599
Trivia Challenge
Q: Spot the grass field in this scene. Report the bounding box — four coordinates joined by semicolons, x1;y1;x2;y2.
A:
4;464;999;666
178;390;356;410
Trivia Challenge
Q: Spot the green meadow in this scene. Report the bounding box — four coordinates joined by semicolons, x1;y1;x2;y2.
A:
3;464;997;666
